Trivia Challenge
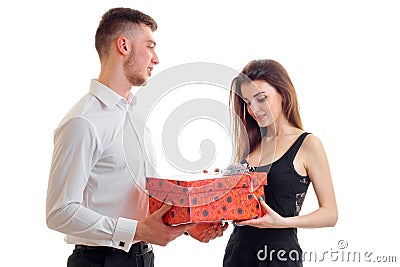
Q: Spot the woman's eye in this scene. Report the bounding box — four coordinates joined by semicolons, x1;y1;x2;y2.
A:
257;96;267;103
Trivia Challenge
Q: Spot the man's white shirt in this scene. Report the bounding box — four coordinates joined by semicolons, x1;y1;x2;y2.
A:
46;79;156;252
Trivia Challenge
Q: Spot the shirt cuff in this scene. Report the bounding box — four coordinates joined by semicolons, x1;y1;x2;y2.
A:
112;217;137;252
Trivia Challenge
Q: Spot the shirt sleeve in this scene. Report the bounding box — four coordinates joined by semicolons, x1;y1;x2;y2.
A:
46;117;137;251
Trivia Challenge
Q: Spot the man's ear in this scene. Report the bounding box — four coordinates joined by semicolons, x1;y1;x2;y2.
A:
117;36;129;55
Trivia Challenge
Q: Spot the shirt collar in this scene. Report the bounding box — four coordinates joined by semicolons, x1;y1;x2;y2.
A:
89;79;136;110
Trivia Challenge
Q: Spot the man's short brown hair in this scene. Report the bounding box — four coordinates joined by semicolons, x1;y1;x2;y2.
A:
95;7;157;59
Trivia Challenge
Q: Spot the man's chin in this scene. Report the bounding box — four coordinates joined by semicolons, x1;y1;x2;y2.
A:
130;77;148;87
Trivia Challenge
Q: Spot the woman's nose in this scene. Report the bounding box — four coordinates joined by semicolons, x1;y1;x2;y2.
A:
250;102;260;113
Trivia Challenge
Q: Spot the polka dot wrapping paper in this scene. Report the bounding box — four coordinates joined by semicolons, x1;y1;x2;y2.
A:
146;172;267;225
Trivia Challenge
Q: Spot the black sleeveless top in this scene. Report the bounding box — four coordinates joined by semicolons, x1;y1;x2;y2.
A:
223;132;311;266
249;132;311;218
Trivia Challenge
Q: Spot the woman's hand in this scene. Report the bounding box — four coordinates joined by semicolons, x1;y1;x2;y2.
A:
237;197;289;229
187;221;229;242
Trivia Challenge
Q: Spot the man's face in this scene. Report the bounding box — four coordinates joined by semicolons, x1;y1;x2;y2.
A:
124;24;159;86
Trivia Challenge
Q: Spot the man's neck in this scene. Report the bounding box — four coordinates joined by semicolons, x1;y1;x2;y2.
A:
98;69;131;100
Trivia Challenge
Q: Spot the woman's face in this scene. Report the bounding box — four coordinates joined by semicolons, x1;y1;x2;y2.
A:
240;80;283;128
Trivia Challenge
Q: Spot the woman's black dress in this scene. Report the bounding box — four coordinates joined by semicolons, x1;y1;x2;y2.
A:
223;132;311;267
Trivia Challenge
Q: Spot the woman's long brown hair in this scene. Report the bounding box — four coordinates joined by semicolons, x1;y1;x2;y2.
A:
230;59;303;162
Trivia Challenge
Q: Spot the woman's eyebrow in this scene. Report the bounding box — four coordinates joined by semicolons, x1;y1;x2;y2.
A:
253;91;266;97
242;91;265;101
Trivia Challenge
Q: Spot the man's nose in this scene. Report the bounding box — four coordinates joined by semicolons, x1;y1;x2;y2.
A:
152;51;159;65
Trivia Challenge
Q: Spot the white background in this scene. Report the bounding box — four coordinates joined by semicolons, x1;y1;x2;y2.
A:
1;0;399;266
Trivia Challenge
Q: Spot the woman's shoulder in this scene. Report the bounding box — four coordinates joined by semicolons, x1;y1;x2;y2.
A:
301;132;326;156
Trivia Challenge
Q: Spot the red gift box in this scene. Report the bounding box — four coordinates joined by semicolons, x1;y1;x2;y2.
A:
146;172;267;225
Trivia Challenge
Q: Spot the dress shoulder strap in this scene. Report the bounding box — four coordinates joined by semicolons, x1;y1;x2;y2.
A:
286;132;311;161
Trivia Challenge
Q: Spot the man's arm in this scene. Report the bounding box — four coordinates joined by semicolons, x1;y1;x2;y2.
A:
46;118;137;250
46;117;191;249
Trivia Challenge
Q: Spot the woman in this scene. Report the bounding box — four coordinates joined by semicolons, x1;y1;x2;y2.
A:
223;59;338;266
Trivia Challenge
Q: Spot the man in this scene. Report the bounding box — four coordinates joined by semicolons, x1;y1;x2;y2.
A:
46;7;226;267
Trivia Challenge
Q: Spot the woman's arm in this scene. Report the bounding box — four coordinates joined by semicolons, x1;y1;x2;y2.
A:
285;134;338;228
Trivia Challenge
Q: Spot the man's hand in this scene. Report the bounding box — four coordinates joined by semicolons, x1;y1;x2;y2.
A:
134;203;194;246
187;221;229;243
